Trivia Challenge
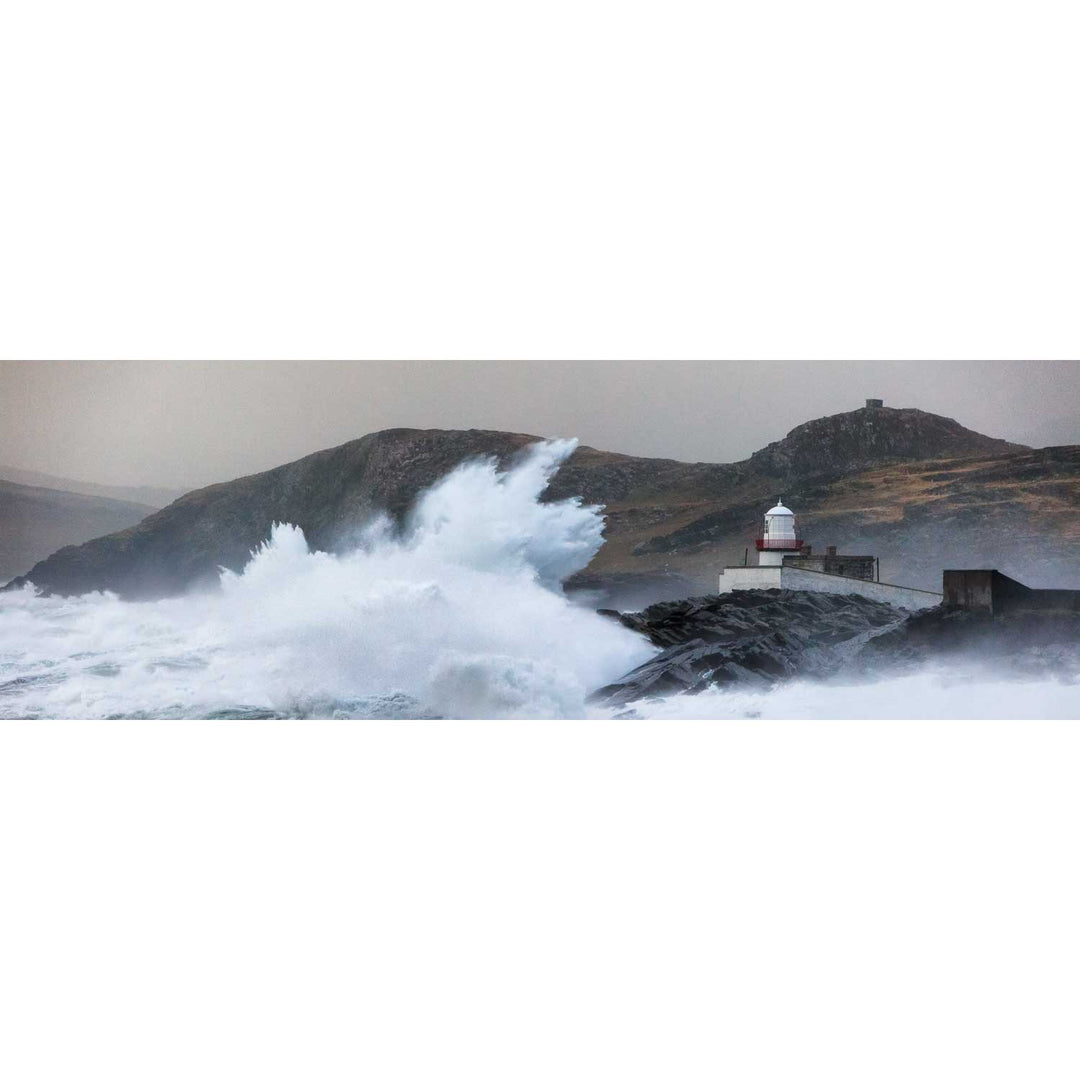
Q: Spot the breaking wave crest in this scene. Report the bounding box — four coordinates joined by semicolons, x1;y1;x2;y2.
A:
0;440;655;719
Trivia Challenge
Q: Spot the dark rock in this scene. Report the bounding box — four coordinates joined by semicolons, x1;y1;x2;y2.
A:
593;588;1080;707
590;589;908;706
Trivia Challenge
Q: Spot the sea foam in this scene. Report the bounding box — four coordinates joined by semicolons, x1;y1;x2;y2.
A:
0;440;654;719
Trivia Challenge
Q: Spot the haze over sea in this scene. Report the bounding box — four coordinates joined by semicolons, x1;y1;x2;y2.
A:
0;442;1076;720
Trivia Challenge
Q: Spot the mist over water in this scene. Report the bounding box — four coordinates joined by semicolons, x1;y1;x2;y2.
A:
597;670;1080;721
1;438;1077;719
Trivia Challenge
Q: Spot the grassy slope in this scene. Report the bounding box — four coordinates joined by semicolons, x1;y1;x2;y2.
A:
580;445;1080;593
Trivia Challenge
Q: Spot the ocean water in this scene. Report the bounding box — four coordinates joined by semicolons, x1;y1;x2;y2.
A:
601;670;1080;720
1;439;1077;720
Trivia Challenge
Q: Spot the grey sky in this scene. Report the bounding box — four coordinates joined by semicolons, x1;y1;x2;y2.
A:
1;360;1077;491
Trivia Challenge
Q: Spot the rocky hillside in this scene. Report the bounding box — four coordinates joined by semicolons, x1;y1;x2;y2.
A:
3;429;539;599
595;443;1080;597
0;480;155;585
782;445;1080;592
6;403;1077;604
746;406;1021;480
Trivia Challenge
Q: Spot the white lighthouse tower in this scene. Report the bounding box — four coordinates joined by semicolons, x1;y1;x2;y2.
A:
719;493;941;609
755;498;803;566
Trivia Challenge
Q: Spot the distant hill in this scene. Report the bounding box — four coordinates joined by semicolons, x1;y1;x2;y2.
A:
6;403;1077;606
0;480;157;586
0;466;186;509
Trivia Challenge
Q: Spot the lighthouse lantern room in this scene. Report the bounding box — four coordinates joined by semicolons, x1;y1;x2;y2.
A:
755;498;803;566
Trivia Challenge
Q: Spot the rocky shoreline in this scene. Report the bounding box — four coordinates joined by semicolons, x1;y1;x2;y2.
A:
591;589;1080;706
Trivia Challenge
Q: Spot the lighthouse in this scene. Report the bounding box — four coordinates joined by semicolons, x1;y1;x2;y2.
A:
717;495;942;610
756;498;803;566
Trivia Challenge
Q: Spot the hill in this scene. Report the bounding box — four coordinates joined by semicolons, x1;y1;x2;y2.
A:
0;465;186;508
4;429;540;598
6;403;1076;606
0;480;157;585
580;442;1080;599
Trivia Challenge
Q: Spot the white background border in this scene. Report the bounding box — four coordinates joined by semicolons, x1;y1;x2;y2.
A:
2;1;1078;360
2;3;1079;1077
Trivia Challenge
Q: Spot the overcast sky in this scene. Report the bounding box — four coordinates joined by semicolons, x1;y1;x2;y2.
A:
1;360;1077;491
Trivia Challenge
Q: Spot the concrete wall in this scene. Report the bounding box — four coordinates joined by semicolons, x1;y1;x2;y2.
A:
1029;590;1080;613
780;566;941;610
718;566;782;593
944;570;1080;614
721;565;1079;615
942;570;1000;613
718;563;941;610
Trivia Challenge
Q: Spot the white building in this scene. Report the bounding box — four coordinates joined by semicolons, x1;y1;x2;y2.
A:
757;498;801;567
718;498;941;611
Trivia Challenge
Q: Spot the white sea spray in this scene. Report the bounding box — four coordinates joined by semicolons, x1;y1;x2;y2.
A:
592;668;1080;721
0;440;654;719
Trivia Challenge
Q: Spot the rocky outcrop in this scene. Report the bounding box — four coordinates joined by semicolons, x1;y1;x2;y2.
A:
858;604;1080;682
747;405;1023;482
590;590;906;706
593;589;1080;706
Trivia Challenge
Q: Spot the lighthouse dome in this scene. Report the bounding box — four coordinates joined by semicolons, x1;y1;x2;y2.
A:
756;497;801;563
